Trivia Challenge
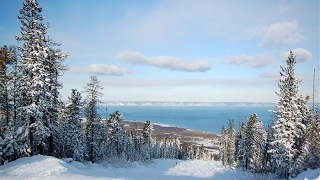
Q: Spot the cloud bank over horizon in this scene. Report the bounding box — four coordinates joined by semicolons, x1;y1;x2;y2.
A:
70;64;133;76
116;50;212;72
221;54;275;68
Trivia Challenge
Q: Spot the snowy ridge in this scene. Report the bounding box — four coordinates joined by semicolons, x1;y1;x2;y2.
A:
0;155;319;180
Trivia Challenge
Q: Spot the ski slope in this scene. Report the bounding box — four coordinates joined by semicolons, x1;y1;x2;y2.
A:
0;155;319;180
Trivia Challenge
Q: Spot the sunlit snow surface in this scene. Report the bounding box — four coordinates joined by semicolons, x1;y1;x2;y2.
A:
0;155;319;180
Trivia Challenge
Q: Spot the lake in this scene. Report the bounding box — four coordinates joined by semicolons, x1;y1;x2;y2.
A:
97;105;277;134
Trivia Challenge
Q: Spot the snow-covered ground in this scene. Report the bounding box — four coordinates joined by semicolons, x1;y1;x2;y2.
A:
0;155;319;180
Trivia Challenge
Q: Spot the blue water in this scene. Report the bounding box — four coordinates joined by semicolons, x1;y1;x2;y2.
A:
97;106;276;134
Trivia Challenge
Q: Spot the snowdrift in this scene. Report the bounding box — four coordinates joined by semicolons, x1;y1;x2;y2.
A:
0;155;319;180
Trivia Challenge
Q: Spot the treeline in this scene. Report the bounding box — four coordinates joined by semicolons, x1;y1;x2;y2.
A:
219;52;320;179
0;0;212;165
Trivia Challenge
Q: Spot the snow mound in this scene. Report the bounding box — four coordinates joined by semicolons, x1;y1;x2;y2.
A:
292;168;320;180
0;155;118;180
0;155;68;178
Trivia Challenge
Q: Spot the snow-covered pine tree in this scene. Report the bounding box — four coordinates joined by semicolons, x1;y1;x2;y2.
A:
140;120;153;161
219;125;227;167
15;0;50;156
133;132;142;160
160;135;169;158
107;110;125;158
171;137;181;159
265;122;276;173
141;120;153;145
45;39;68;156
14;0;68;156
83;76;103;163
1;120;19;163
235;121;247;169
123;131;136;162
244;114;266;173
92;119;106;163
269;51;308;179
152;135;162;159
226;120;236;168
60;89;86;161
53;101;66;158
306;110;320;169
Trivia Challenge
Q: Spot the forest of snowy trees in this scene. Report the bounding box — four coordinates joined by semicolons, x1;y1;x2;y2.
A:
0;0;211;166
219;52;320;179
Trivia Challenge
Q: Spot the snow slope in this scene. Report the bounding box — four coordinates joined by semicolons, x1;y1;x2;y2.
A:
0;155;319;180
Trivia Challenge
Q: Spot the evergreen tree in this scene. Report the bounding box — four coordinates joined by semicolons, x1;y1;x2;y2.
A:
59;89;85;161
107;110;126;160
269;51;308;179
306;110;320;169
244;114;266;172
14;0;67;156
219;125;227;167
226;120;236;168
235;121;248;169
83;76;103;162
92;120;106;162
265;122;276;173
140;120;153;161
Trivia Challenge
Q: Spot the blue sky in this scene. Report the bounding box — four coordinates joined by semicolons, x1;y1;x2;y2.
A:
0;0;319;103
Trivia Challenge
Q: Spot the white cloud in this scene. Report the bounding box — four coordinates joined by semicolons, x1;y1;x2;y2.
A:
116;50;212;72
251;21;304;47
70;64;133;76
259;71;306;82
221;54;275;68
259;72;281;81
280;48;313;62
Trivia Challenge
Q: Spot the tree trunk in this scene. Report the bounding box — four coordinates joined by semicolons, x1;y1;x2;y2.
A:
39;141;44;155
91;123;94;163
30;116;35;156
49;133;54;156
4;79;9;125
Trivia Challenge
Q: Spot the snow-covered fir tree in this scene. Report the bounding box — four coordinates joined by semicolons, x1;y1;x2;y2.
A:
265;122;277;173
45;39;68;156
92;119;107;163
235;121;247;169
107;110;126;158
83;76;103;163
242;114;266;172
14;0;67;156
169;137;181;159
219;125;228;167
226;120;236;168
140;120;153;161
305;110;320;169
269;51;309;179
58;89;86;161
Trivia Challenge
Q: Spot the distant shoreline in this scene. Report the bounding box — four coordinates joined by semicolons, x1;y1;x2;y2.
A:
123;120;220;150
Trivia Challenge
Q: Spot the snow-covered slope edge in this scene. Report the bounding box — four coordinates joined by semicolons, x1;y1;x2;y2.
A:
0;155;319;180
